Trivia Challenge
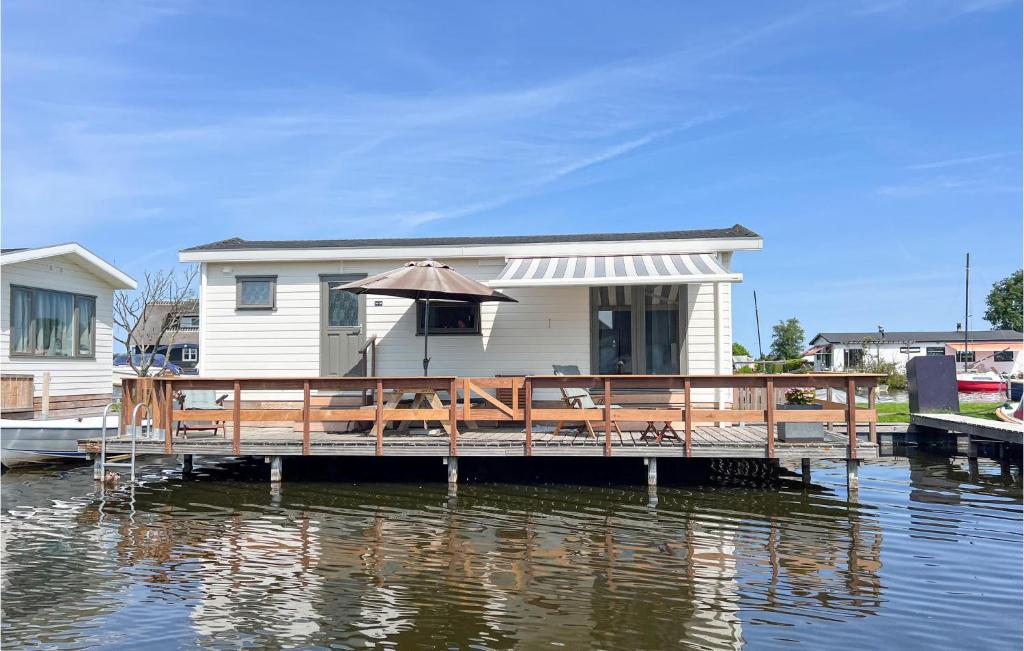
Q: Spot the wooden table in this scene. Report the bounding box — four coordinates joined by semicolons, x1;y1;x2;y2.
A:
369;387;453;436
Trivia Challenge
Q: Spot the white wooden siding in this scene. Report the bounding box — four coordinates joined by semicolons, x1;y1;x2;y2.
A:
199;259;736;405
684;282;733;405
1;256;116;398
199;259;591;378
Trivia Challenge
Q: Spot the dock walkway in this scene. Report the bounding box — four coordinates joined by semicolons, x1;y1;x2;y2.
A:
910;413;1023;445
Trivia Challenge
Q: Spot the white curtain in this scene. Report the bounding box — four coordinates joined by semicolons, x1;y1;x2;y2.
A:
10;287;32;354
77;297;95;355
34;290;73;356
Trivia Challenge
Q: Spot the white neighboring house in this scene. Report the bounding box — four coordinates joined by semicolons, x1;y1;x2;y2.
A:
178;225;762;406
807;330;1024;374
1;244;137;419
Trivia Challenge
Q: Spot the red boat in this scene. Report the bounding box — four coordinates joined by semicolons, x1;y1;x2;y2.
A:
956;371;1007;392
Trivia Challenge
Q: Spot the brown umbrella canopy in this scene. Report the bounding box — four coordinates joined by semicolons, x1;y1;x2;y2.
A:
337;260;518;303
335;260;517;374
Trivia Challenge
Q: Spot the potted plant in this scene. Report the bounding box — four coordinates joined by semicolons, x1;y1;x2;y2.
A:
777;388;824;441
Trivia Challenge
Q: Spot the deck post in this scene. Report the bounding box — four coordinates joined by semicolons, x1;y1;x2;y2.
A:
182;454;193;475
164;381;173;454
524;378;533;456
801;457;811;486
846;458;859;493
846;378;858;460
646;457;657;487
868;384;877;444
93;455;102;480
302;381;311;456
765;378;776;459
375;379;384;456
826;387;834;432
683;378;692;457
232;381;241;455
449;378;458;456
967;436;979;459
268;454;284;481
446;456;458;485
967;436;980;479
603;378;612;457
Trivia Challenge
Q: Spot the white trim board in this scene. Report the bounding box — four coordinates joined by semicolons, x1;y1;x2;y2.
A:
1;243;136;289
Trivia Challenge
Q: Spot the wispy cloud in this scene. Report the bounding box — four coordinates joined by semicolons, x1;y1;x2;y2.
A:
877;175;1020;197
908;152;1014;170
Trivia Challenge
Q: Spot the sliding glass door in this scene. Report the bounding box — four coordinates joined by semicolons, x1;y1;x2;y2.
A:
591;285;683;374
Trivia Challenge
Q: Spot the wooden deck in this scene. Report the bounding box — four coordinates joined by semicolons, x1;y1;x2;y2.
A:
83;373;884;465
84;424;878;460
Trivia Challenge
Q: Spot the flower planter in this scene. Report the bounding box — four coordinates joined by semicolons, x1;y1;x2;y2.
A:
776;404;824;441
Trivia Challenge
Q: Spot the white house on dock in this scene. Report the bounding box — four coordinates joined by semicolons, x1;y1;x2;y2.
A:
179;225;762;406
1;244;137;418
807;330;1023;374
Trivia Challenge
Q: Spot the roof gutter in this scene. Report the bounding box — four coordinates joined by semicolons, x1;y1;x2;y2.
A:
179;236;764;264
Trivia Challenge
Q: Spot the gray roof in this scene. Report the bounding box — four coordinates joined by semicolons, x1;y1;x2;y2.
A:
812;330;1023;344
182;224;760;252
0;248;27;254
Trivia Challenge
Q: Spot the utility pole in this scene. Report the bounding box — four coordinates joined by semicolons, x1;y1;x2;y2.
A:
964;253;970;373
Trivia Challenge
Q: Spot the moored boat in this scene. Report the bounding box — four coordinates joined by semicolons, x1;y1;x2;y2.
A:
0;415;120;468
956;370;1007;392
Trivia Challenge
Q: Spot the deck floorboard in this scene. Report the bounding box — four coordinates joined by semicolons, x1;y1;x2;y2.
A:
84;424;876;460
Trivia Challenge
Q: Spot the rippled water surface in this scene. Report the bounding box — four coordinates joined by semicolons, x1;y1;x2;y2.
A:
2;451;1021;650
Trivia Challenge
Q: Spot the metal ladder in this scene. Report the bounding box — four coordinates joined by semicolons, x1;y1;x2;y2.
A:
99;402;150;483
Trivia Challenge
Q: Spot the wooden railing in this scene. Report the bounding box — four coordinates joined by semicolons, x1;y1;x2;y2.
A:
121;373;883;459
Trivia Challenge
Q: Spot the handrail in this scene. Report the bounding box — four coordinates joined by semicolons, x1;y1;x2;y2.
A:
358;334;378;354
99;401;118;479
148;373;883;460
128;402;151;483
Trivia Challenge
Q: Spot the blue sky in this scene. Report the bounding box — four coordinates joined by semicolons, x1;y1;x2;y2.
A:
3;0;1021;349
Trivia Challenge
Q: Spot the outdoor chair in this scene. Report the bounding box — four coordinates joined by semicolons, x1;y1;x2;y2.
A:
175;389;229;439
551;365;624;439
551;365;681;442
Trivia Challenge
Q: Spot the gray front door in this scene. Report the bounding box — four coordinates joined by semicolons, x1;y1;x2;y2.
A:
320;274;367;376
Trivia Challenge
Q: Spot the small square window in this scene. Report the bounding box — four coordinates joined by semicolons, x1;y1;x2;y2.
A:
416;301;480;335
956;351;976;363
236;276;276;309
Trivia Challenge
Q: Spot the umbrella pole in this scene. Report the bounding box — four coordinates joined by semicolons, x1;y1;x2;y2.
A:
422;296;430;376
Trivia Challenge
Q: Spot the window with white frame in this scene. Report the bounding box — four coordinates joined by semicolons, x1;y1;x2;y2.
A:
925;346;946;356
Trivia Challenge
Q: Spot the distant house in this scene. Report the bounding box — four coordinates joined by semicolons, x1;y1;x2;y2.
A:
132;299;200;370
1;243;136;418
807;330;1023;374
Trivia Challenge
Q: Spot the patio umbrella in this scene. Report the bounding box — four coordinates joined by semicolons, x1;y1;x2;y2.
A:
335;260;517;375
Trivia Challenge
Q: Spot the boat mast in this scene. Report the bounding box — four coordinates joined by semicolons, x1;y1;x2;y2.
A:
754;290;764;362
964;252;970;373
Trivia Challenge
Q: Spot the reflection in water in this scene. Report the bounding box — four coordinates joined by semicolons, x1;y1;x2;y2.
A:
1;450;1020;649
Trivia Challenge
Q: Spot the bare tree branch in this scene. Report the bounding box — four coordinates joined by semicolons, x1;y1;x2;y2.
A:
113;265;199;377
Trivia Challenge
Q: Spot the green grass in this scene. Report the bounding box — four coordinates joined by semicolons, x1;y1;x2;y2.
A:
876;401;1003;423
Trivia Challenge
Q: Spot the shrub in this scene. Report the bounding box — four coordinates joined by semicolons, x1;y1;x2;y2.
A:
854;357;908;392
784;388;815;405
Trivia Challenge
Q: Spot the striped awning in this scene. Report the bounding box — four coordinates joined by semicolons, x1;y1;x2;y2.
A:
487;253;741;288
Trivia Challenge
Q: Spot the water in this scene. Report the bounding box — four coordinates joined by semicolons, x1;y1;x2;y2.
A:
2;452;1021;650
